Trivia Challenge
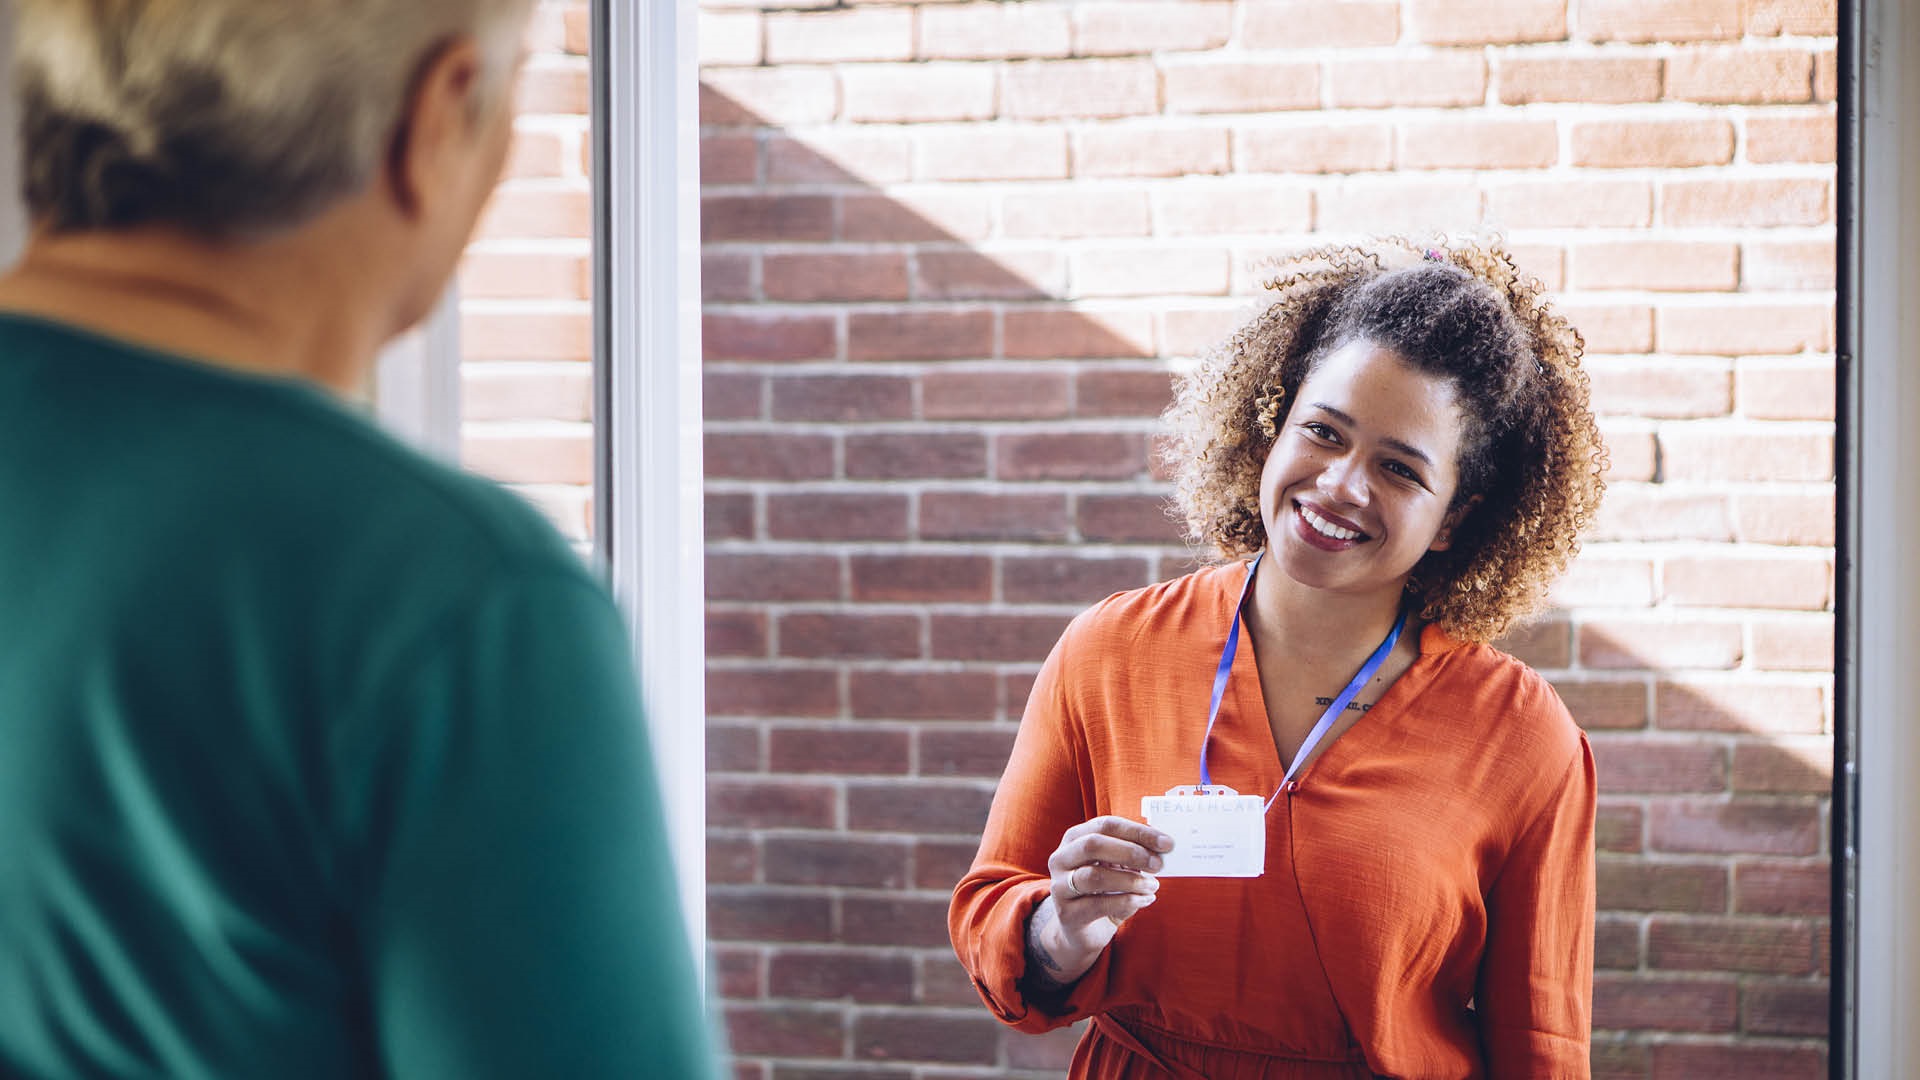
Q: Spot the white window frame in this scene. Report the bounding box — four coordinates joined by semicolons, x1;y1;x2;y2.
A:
593;0;707;967
1846;0;1920;1073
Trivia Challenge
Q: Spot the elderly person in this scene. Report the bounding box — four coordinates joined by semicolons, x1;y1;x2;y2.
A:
951;240;1607;1078
0;3;719;1078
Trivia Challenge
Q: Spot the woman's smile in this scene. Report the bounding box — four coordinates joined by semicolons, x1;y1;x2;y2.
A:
1294;499;1369;548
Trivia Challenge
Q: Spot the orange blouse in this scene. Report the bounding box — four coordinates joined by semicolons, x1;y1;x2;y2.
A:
949;563;1596;1079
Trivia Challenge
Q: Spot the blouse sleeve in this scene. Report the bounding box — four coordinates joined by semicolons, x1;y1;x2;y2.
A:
946;620;1122;1033
1475;733;1598;1078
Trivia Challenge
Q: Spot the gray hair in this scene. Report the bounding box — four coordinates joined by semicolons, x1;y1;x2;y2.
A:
12;0;535;238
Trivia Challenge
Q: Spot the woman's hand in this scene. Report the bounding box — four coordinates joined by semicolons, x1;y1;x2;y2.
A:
1023;816;1172;991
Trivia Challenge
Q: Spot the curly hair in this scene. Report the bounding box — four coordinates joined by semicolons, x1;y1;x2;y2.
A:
1162;238;1608;643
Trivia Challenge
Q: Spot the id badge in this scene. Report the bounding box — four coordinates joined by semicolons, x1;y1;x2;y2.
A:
1141;785;1266;877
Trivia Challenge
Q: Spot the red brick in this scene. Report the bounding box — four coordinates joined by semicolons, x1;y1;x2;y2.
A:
1593;736;1729;796
1240;2;1400;48
995;432;1147;481
723;1004;844;1056
1594;917;1642;971
1650;917;1814;974
1071;247;1229;298
850;553;993;603
1816;48;1836;100
917;2;1071;60
923;369;1073;420
771;374;914;422
1734;491;1835;546
1496;618;1572;669
767;492;911;541
1487;180;1653;228
1734;859;1830;916
1650;798;1822;855
504;128;567;179
916;249;1062;301
1072;125;1230;178
706;311;833;361
1004;307;1155;358
1557;303;1655;354
708;837;758;886
706;493;755;541
464;366;591;422
1741;979;1828;1037
708;668;841;720
1586;360;1732;418
698;10;761;67
765;7;912;64
849;670;999;721
1161;305;1253;358
1235;123;1395;174
702;194;834;243
1497;56;1663;104
854;1011;1002;1065
769;949;916;1003
707;719;764;771
1593;973;1737;1031
1000;555;1149;605
1669;46;1814;104
931;613;1072;663
1003;188;1152;238
1410;0;1566;43
701;252;755;303
915;838;988;889
460;309;590;363
840;190;994;243
1664;554;1829;610
1747;112;1837;164
841;895;956;947
1070;1;1233;55
708;610;769;660
843;62;997;123
845;432;989;480
921;492;1073;541
1596;422;1656;482
708;779;840;829
1597;801;1646;851
1076;369;1175;418
1597;857;1729;910
558;4;589;55
1572;242;1739;293
767;131;912;185
1659;429;1832;483
1398;119;1559;170
1749;0;1838;35
1656;679;1825;735
1548;554;1656;608
919;727;1020;778
1553;678;1652;731
1316;184;1484;234
516;59;589;115
1731;738;1832;794
847;782;995;835
778;612;923;660
1007;1025;1086;1070
462;250;591;303
1574;618;1743;668
1161;60;1319;114
699;68;839;128
1748;615;1834;672
1650;1042;1825;1079
706;432;835;481
1737;360;1836;421
1663;178;1830;227
1003;59;1158;120
1742;239;1836;291
1572;118;1734;167
916;952;984;1006
1659;303;1832;355
1326;53;1488;108
461;429;590;485
1581;0;1743;41
764;837;912;890
917;128;1071;182
848;309;994;361
703;373;760;423
1080;493;1186;544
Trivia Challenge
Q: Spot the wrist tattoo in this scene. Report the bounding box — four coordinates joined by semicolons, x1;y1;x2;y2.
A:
1314;696;1370;713
1024;899;1074;990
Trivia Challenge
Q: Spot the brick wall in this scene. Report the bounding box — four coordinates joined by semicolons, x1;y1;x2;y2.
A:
470;0;1837;1075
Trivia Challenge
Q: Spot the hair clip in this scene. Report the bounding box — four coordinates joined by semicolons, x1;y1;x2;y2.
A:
1423;248;1446;262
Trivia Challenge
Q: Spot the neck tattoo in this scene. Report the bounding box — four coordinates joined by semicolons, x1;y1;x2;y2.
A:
1314;696;1371;713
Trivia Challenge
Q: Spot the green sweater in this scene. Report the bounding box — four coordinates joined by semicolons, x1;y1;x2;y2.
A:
0;315;720;1078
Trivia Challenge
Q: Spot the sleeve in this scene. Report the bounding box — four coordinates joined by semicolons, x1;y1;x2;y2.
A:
1475;732;1598;1079
331;567;725;1080
946;619;1124;1033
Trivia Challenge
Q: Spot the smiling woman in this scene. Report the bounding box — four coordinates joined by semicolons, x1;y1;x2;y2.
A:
950;238;1611;1079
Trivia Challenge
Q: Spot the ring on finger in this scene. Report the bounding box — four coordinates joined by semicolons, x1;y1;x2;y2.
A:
1066;866;1086;898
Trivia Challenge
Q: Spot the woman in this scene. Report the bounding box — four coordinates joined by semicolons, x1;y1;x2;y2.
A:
949;239;1607;1078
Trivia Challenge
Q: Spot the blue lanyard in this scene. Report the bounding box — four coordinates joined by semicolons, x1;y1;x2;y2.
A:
1197;554;1407;808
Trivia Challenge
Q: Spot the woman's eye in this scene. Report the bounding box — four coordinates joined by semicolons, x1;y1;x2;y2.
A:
1301;422;1336;440
1383;460;1425;484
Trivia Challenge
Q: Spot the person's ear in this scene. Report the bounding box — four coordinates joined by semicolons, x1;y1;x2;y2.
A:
1429;493;1483;552
383;36;489;221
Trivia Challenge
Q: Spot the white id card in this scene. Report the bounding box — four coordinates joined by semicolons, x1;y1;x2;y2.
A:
1141;785;1266;878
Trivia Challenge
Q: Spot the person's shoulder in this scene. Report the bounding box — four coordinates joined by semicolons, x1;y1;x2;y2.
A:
1422;624;1583;762
1060;560;1248;655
